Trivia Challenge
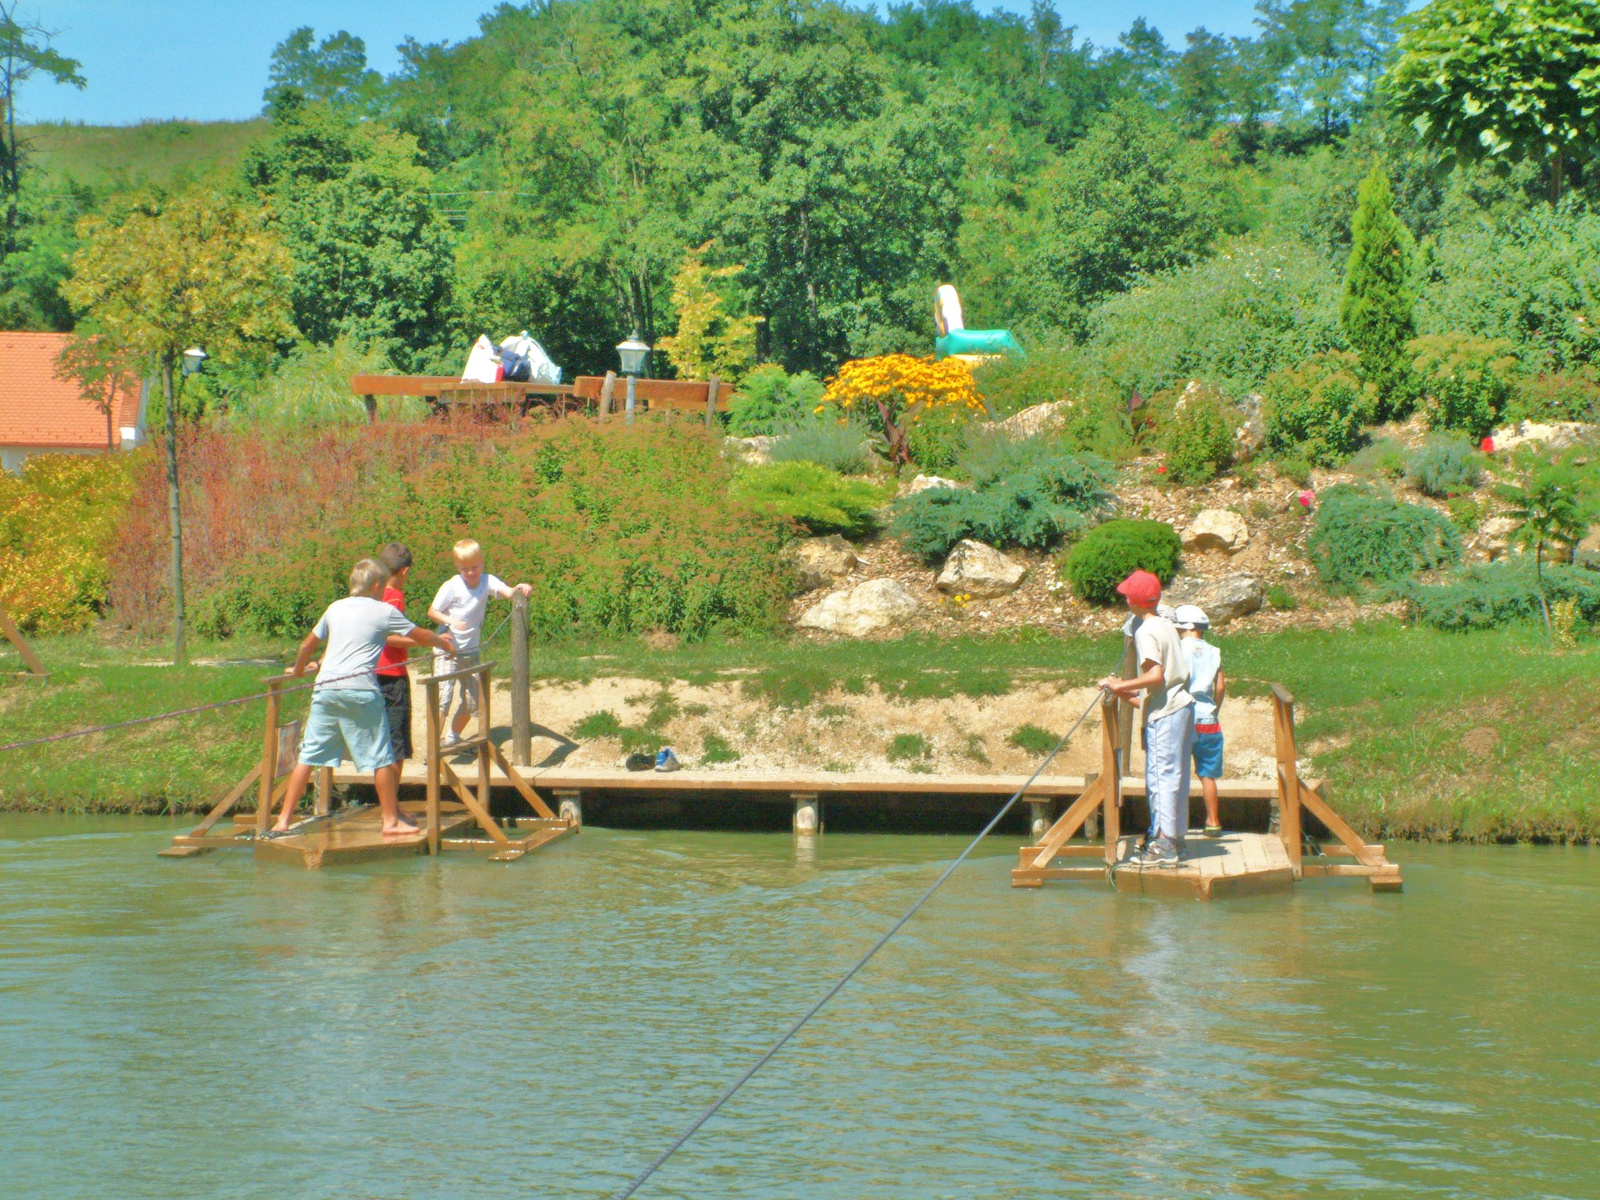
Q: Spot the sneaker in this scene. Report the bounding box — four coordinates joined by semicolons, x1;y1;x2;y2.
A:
442;732;461;749
1203;824;1224;837
655;747;680;772
1128;836;1179;868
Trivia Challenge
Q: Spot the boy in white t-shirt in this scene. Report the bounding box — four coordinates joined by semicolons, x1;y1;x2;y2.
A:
1175;604;1227;836
1098;569;1194;867
427;538;532;748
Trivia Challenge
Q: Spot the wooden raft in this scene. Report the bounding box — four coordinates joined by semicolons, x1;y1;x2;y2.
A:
1011;685;1401;899
161;663;577;868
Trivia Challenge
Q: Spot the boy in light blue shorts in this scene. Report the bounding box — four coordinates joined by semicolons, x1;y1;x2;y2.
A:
1175;604;1226;836
272;558;457;836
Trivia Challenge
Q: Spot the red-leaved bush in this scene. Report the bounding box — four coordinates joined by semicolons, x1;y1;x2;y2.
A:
110;416;789;641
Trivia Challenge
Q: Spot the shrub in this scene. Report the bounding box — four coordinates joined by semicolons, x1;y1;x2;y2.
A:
1087;235;1346;397
957;425;1114;487
1403;560;1600;631
0;454;135;632
1306;485;1462;595
726;364;826;436
766;418;874;475
971;347;1136;458
1447;496;1484;533
1159;386;1237;485
701;731;740;764
1007;723;1058;755
1274;456;1313;487
1265;583;1297;611
892;456;1115;559
904;403;975;475
1347;436;1406;480
886;732;930;762
131;418;791;643
1260;352;1370;465
1340;167;1416;410
1408;333;1519;438
1405;434;1483;498
819;354;984;465
1061;518;1183;605
729;461;892;538
1506;369;1600;424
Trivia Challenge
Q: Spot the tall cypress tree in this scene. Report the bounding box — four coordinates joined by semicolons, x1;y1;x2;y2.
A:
1341;166;1415;415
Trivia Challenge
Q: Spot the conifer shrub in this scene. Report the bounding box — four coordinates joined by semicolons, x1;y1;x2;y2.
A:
892;455;1115;559
766;418;874;474
1060;518;1182;605
1159;386;1238;485
726;365;826;436
904;404;974;475
729;461;892;538
1260;352;1370;466
1340;167;1416;413
1306;485;1461;595
1348;436;1406;480
1405;434;1482;498
1408;333;1518;439
1403;561;1600;632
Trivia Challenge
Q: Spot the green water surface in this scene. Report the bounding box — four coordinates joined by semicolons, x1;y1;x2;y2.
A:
1;817;1596;1199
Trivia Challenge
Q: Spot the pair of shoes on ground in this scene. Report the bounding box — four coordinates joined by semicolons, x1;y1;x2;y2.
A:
1128;835;1181;867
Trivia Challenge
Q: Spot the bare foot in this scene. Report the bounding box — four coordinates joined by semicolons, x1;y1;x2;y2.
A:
270;820;292;834
382;822;421;838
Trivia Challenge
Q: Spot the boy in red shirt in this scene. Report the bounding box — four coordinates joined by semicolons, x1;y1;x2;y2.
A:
376;543;417;764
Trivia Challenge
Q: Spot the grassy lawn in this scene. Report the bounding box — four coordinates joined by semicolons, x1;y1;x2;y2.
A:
20;119;269;187
3;622;1596;841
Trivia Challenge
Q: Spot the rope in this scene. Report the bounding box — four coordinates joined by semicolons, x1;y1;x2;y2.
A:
607;687;1108;1200
0;604;532;756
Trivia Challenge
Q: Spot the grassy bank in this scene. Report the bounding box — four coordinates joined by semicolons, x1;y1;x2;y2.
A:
2;624;1596;842
19;119;268;186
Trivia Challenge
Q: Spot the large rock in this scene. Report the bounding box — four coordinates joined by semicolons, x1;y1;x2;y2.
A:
1479;516;1520;560
936;539;1027;598
1486;420;1597;453
994;401;1069;439
1575;526;1600;570
1181;509;1250;554
797;578;920;636
782;534;859;592
1163;574;1265;626
906;473;963;494
722;435;778;465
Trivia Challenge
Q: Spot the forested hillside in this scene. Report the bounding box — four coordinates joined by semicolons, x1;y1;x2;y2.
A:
6;0;1597;396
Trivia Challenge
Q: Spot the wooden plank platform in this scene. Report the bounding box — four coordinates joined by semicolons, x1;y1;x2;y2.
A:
1014;832;1295;900
337;761;1287;800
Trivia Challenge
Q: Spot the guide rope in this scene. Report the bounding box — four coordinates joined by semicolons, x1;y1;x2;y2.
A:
607;686;1109;1200
0;608;523;757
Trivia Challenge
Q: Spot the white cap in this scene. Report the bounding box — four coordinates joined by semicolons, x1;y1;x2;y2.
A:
1173;604;1209;630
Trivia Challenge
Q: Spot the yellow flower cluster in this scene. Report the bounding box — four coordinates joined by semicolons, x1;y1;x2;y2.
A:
819;354;984;421
0;454;135;633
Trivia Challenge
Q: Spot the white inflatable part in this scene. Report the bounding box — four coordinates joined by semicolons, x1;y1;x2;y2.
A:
497;330;563;384
935;283;965;336
461;334;502;384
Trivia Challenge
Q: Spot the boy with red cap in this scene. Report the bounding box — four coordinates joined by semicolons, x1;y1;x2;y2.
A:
1098;569;1194;866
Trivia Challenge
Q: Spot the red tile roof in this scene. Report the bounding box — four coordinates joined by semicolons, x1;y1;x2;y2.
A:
0;331;143;451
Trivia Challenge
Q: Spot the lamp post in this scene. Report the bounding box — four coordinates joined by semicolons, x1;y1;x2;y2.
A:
616;330;650;425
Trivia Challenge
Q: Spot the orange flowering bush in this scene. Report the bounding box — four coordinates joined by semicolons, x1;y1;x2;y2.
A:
0;454;136;632
819;354;984;464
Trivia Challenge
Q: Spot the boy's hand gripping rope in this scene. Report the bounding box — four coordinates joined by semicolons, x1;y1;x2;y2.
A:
607;686;1109;1200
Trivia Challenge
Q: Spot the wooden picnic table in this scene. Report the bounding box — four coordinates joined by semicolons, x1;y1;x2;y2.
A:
349;374;580;421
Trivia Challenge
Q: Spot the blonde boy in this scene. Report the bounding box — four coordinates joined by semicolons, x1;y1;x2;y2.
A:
427;538;532;747
274;558;456;836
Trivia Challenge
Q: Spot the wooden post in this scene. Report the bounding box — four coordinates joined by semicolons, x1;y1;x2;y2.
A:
1116;633;1136;769
255;679;282;835
511;592;531;766
598;371;617;419
1028;799;1052;842
1101;692;1121;864
425;678;442;856
793;792;821;835
363;394;377;423
1271;685;1304;878
555;789;582;826
314;766;333;816
477;663;493;824
0;603;46;676
705;376;721;428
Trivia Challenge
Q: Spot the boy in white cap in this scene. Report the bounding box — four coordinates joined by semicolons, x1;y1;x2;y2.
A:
1174;604;1226;836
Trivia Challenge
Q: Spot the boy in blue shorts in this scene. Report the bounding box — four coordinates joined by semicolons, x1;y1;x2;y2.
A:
272;558;457;836
1175;604;1227;836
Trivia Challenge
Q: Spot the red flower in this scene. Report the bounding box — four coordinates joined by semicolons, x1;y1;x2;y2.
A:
1480;436;1495;453
1156;465;1167;474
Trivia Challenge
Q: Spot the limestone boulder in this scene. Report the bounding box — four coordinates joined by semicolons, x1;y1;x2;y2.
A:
782;534;859;592
1479;516;1520;560
1181;509;1250;554
1487;420;1597;453
995;401;1068;439
722;435;777;466
797;578;920;637
936;539;1027;598
1573;526;1600;570
1163;574;1264;626
906;473;963;494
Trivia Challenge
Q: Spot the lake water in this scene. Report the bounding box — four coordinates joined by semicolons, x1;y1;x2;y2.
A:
2;816;1596;1199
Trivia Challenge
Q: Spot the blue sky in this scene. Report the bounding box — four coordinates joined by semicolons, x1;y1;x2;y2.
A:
16;0;1269;125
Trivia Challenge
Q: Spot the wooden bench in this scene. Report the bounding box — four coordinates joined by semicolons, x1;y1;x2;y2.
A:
348;374;578;420
572;374;734;422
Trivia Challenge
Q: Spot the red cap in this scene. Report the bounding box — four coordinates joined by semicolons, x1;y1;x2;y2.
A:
1116;569;1162;608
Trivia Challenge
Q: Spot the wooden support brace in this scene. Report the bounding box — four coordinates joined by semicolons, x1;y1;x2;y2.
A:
187;762;264;840
438;760;512;844
487;742;560;820
1297;781;1384;869
1025;776;1105;869
0;603;47;676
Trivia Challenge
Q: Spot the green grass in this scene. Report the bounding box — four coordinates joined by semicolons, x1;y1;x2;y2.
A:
5;622;1600;840
701;731;740;764
886;733;930;763
571;710;623;739
1006;724;1060;755
19;119;269;187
